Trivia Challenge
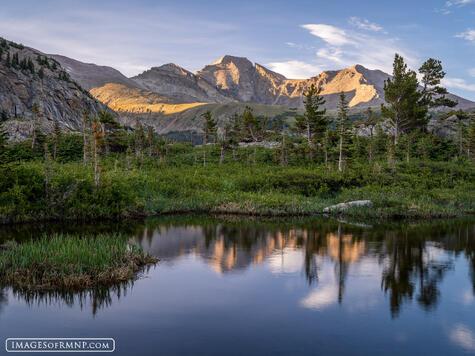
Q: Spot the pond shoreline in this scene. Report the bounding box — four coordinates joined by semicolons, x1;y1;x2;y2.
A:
1;207;473;227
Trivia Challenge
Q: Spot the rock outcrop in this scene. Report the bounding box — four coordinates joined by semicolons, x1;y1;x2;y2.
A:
0;39;109;141
131;63;233;103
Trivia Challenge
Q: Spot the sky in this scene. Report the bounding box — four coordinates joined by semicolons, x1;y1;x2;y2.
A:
0;0;474;100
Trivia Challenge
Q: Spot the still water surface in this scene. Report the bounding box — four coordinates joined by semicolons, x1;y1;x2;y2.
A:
1;216;475;355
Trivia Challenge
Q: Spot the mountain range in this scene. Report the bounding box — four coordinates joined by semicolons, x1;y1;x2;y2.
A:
1;36;474;140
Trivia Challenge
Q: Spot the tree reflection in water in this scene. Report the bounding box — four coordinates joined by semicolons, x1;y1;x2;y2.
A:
2;216;474;318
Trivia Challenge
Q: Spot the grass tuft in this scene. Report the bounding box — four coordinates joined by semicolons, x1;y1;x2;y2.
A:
0;233;158;291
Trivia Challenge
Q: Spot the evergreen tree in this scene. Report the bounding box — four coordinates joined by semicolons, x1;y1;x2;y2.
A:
294;84;327;157
0;110;8;122
12;52;19;68
38;67;44;79
323;129;331;169
337;92;350;172
466;113;475;163
82;109;91;165
0;119;8;157
31;103;41;150
382;54;427;145
202;110;217;167
419;58;457;109
91;118;104;189
52;122;61;160
241;106;261;142
134;120;145;158
27;58;35;74
98;111;120;154
5;52;11;67
146;126;155;157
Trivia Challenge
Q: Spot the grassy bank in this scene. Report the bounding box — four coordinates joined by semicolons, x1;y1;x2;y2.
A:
0;233;158;291
0;147;473;221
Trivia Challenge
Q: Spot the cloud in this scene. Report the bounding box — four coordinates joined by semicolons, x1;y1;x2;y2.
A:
470;68;475;77
349;17;384;32
267;60;323;79
270;21;416;79
450;324;475;352
442;77;475;91
307;22;415;73
437;0;474;14
300;284;338;310
456;29;475;42
301;24;354;46
446;0;475;6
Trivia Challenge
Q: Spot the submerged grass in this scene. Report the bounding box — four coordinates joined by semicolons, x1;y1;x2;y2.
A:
0;233;158;291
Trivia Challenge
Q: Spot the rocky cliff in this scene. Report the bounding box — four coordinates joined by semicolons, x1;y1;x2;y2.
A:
0;38;110;141
131;63;233;103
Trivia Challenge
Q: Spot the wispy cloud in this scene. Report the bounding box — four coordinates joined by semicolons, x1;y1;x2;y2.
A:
469;68;475;77
349;17;384;32
438;0;475;14
450;324;475;352
270;20;416;79
442;77;475;91
456;29;475;42
301;24;354;46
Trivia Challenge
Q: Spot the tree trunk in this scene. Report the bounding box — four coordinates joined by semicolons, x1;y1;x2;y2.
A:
203;134;207;167
306;121;313;160
368;138;374;164
338;134;344;172
394;117;399;146
281;134;286;166
44;144;50;202
324;147;328;169
94;137;99;189
31;122;36;150
83;123;88;166
219;145;224;164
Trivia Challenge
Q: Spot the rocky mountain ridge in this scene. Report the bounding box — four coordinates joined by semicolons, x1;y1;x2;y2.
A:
55;53;474;111
0;38;110;141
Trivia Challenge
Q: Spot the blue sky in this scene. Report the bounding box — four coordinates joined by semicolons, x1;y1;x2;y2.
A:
0;0;474;100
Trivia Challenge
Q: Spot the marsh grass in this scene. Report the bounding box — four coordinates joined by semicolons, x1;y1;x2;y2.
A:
0;233;158;291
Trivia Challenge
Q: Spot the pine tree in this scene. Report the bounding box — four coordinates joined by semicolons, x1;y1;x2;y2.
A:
53;122;61;160
5;52;11;67
294;84;327;158
241;106;259;142
38;67;44;79
419;58;457;109
323;129;331;169
134;120;145;158
202;110;217;167
91;118;104;189
337;92;350;172
27;58;35;74
31;103;41;150
466;113;475;163
43;143;52;202
82;109;91;165
0;119;8;156
382;54;427;145
12;52;19;68
146;126;155;157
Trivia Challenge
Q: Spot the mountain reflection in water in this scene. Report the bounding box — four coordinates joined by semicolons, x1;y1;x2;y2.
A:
1;216;475;355
130;216;475;318
0;217;474;316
